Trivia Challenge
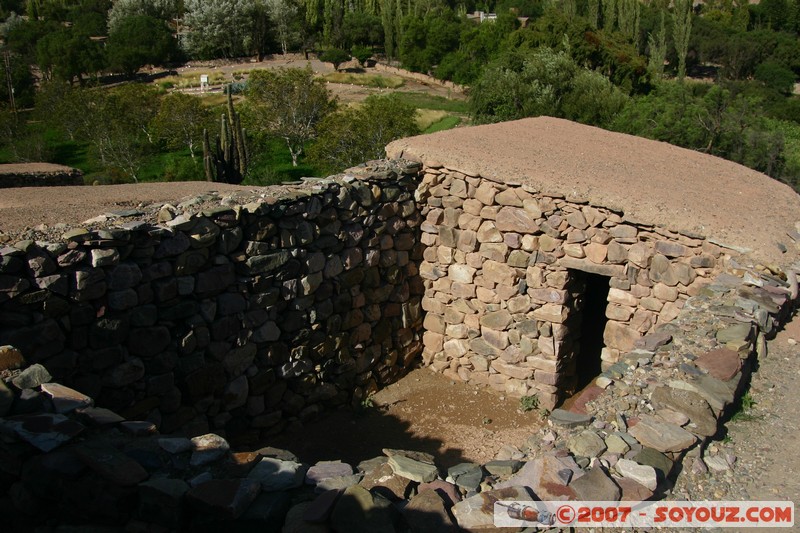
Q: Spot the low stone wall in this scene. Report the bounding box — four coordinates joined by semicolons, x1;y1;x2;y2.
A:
0;164;83;188
373;62;465;93
416;162;726;409
0;161;424;444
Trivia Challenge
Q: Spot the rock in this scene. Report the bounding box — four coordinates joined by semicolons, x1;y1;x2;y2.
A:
247;457;306;491
615;458;658;490
388;454;439;483
316;474;362;493
452;486;533;529
306;461;354;486
284;503;328;533
74;442;149;486
694;348;742;381
628;415;698;453
634;331;673;351
615;476;654;502
7;413;85;452
484;460;523;476
159;437;193;454
304;488;342;523
404;489;457;532
190;434;230;466
716;323;751;346
631;447;674;478
704;456;730;472
0;345;24;371
11;363;52;389
418;479;461;506
569;466;621;501
186;479;261;520
568;430;607;458
447;463;483;491
360;462;414;501
75;406;125;426
549;409;592;428
650;386;717;437
239;491;292;530
138;478;190;529
40;383;92;414
495;454;581;500
605;433;631;454
330;485;402;533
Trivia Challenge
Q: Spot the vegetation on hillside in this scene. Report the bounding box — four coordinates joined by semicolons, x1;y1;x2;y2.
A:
1;0;800;187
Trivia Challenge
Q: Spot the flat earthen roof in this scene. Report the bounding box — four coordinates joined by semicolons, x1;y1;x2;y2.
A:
387;117;800;266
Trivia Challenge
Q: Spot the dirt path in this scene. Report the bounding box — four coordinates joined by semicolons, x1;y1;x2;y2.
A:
266;368;544;470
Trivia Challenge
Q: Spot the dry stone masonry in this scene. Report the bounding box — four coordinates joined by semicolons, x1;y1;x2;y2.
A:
415;161;722;410
0;161;424;445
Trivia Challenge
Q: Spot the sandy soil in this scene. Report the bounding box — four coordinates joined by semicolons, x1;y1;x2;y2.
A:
267;368;543;469
387;117;800;267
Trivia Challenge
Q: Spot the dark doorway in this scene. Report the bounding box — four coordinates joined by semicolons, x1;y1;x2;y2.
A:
574;272;610;390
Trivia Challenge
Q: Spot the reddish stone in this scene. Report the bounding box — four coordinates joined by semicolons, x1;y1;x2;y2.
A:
568;385;604;415
614;476;655;502
694;348;741;381
419;479;461;506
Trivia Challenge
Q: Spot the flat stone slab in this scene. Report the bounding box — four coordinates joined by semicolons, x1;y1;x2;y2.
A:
549;409;592;427
495;454;582;500
388;454;439;483
447;462;483;491
247;457;307;491
694;348;742;381
330;485;401;533
628;415;698;453
40;383;93;414
305;461;354;486
650;386;718;437
7;413;85;452
569;466;620;501
615;458;658;490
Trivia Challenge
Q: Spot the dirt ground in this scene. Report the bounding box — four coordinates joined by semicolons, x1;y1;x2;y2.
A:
176;54;465;104
267;368;544;469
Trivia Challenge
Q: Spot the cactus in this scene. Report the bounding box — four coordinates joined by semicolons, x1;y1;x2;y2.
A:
201;86;249;184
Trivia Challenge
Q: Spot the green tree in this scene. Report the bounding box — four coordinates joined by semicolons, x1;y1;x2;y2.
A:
754;61;796;94
36;27;104;84
319;48;350;70
266;0;299;55
647;10;667;79
62;84;161;180
107;0;181;32
672;0;692;79
245;67;336;166
182;0;258;58
152;93;211;159
469;47;628;127
309;94;420;173
106;15;177;76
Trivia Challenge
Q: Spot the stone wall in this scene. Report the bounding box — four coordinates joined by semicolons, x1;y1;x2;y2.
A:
0;161;424;445
0;164;83;188
415;163;726;409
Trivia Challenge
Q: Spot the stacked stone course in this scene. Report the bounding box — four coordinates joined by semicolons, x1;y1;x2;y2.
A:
416;162;725;409
0;161;424;444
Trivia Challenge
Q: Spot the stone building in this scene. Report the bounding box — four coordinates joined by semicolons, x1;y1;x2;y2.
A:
387;116;800;409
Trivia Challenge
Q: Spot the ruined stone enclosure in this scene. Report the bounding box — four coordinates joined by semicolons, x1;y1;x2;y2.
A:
387;116;800;410
3;116;800;443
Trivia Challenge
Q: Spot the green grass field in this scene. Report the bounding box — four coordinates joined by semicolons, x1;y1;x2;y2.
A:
322;72;405;88
424;115;462;133
392;91;469;113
